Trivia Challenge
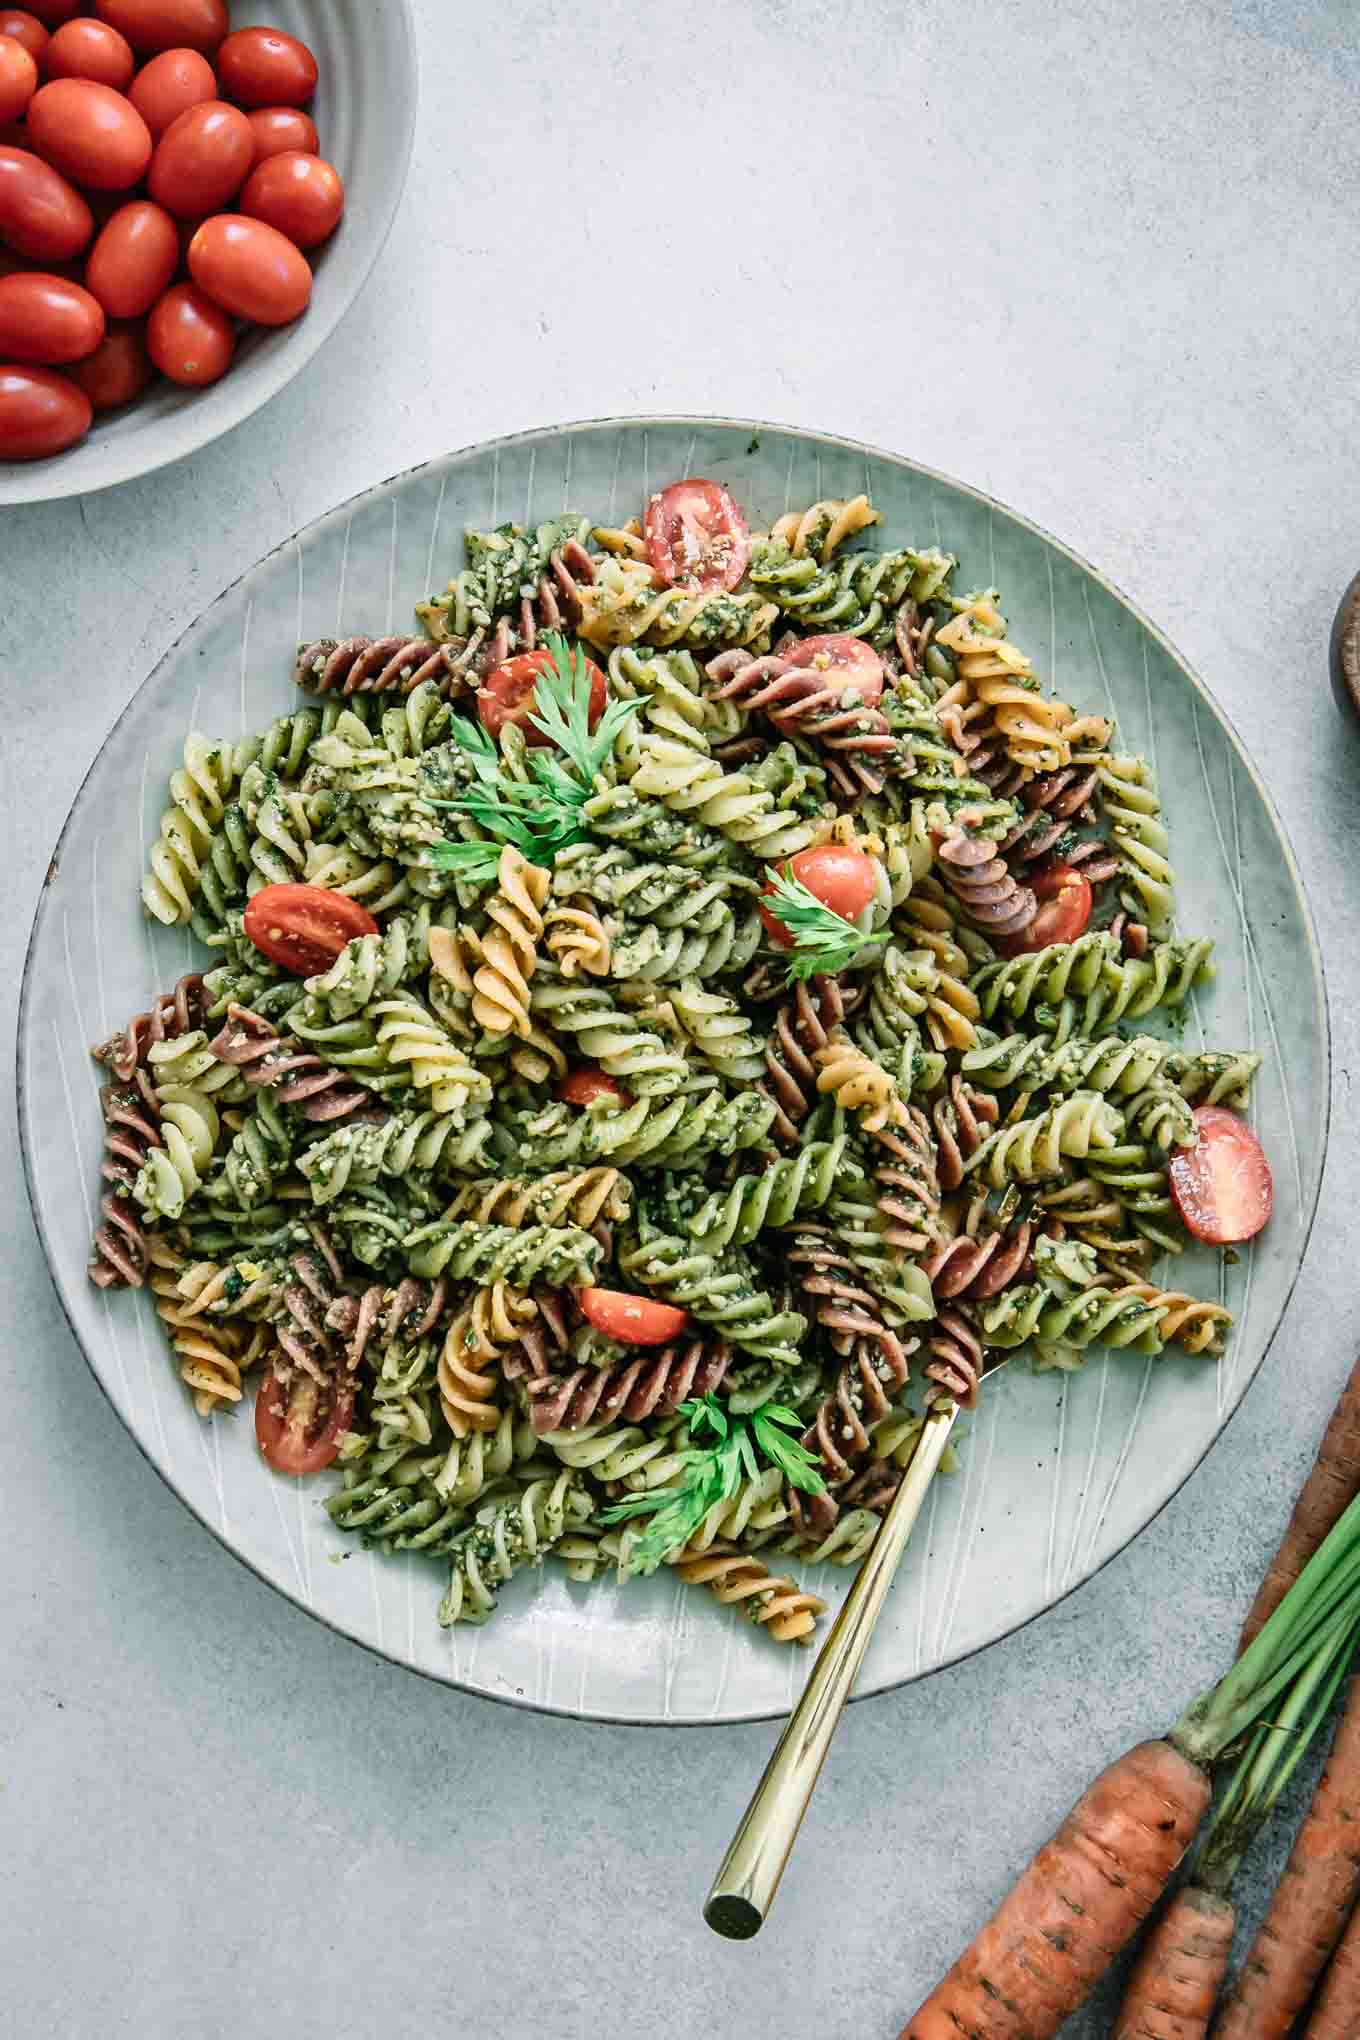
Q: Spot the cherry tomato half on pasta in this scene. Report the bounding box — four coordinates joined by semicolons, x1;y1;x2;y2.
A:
556;1067;631;1108
643;477;749;592
758;843;880;948
255;1363;353;1475
242;883;378;976
476;646;607;747
1168;1106;1273;1245
994;861;1092;957
781;632;886;708
577;1288;690;1348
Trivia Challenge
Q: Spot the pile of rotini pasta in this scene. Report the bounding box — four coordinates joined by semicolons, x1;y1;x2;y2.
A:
88;484;1264;1645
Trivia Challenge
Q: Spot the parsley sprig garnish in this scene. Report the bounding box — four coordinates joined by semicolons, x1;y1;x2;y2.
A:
763;863;887;982
429;633;637;881
600;1394;825;1575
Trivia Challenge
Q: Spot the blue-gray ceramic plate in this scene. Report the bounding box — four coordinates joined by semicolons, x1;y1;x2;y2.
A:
18;419;1329;1722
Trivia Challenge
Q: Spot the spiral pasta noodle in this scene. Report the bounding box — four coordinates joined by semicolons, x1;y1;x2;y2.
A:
670;1545;825;1644
436;1283;536;1437
142;734;238;925
577;557;778;652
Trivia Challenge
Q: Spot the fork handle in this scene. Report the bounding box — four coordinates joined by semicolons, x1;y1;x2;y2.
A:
703;1401;960;1939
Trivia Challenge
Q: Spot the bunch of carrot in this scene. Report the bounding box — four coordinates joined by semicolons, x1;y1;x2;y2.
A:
898;1355;1360;2040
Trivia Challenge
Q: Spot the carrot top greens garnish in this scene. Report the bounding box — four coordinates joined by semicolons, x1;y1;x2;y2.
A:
600;1394;825;1574
763;863;886;982
430;633;637;880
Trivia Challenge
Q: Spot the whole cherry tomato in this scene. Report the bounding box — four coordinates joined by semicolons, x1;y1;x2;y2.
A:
0;32;36;121
44;19;135;88
187;211;310;324
1168;1106;1274;1245
245;104;317;163
26;78;152;190
127;45;215;138
242;882;378;975
577;1288;690;1348
0;144;92;259
0;268;103;360
0;12;48;61
215;26;316;108
94;1;227;57
644;477;749;592
239;150;342;250
85;197;176;316
758;843;881;948
556;1067;631;1108
0;361;89;455
993;861;1094;958
781;632;886;707
68;315;152;406
254;1364;352;1476
147;97;251;215
477;646;607;747
145;276;230;383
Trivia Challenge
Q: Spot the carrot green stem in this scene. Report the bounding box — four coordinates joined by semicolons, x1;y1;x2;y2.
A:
1197;1602;1360;1890
1172;1491;1360;1766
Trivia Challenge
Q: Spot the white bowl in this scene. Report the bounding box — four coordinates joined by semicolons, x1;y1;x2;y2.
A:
0;0;416;506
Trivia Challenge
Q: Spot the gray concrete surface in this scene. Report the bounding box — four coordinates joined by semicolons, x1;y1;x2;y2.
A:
3;2;1360;2033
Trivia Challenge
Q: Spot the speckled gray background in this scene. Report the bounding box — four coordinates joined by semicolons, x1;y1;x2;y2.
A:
3;2;1359;2034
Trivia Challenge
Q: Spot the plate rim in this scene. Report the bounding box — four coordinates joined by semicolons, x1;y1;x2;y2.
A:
0;0;419;508
18;412;1332;1724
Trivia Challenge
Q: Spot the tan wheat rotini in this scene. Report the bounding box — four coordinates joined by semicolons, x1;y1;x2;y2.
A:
544;899;612;979
671;1545;825;1644
814;1033;912;1140
437;1283;536;1436
768;494;880;559
471;846;551;1037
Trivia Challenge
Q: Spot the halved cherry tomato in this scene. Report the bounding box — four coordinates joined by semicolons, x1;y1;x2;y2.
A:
0;361;88;454
68;315;152;406
578;1288;690;1348
45;20;135;89
0;268;103;361
0;143;93;259
254;1363;353;1476
643;477;749;592
26;78;152;190
994;860;1093;958
94;1;227;58
148;98;251;216
782;632;886;708
127;45;216;139
1168;1106;1274;1245
239;149;342;250
242;882;378;976
86;197;177;317
216;26;316;109
0;14;49;63
187;211;311;324
145;276;231;382
759;842;880;948
245;105;318;164
0;32;37;121
477;645;607;747
556;1067;631;1108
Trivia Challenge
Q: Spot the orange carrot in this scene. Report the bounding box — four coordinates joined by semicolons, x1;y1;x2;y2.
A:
900;1740;1211;2040
1214;1674;1360;2039
1240;1354;1360;1652
1304;1887;1360;2038
1112;1885;1235;2040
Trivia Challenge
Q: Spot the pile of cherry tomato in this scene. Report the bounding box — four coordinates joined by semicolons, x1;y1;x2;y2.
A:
0;0;344;461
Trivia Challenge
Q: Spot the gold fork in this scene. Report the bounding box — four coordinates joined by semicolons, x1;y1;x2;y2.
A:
704;1364;1005;1939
